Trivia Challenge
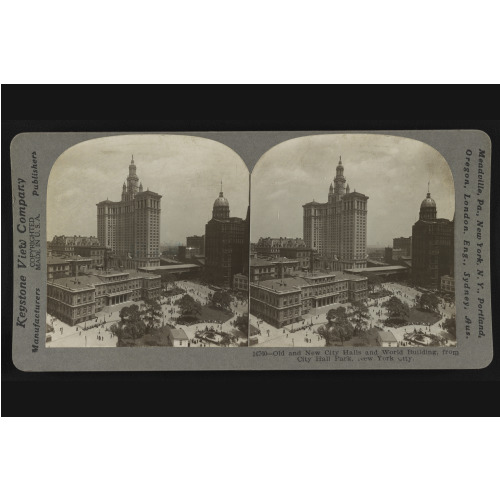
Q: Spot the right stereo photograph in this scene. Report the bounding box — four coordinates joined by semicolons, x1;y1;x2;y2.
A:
249;134;456;349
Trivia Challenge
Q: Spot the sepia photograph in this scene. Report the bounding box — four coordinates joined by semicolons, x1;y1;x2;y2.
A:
249;134;457;349
45;134;250;348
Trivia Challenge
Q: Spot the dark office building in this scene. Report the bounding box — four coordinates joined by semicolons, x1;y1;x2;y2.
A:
205;189;249;288
412;190;454;290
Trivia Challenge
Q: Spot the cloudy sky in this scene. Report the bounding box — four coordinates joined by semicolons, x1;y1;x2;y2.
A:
47;135;249;245
251;134;455;247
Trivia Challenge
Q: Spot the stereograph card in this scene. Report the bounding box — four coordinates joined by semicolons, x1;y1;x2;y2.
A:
9;130;493;370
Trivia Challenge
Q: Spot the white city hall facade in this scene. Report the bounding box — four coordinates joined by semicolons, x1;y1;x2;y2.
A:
303;157;368;271
97;156;161;268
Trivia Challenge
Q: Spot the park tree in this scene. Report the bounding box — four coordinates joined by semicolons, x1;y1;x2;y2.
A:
142;298;162;331
177;294;202;317
419;292;440;312
234;313;249;337
326;307;347;324
349;301;370;335
443;315;456;340
211;290;232;310
384;296;410;326
162;273;177;291
112;304;146;342
320;308;353;346
365;274;383;292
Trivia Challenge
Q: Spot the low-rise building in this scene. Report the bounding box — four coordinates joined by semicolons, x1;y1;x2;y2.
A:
233;273;249;291
47;256;71;280
440;275;455;294
47;269;161;325
377;330;398;347
250;271;368;328
250;258;277;282
169;328;189;347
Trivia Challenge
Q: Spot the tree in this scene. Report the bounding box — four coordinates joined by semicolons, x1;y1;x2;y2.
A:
142;298;162;332
419;292;439;312
234;313;249;337
365;274;382;292
219;334;233;347
162;273;177;291
211;290;232;310
384;296;410;326
443;315;456;340
177;294;202;317
349;301;370;335
326;307;347;324
320;308;353;346
112;304;146;342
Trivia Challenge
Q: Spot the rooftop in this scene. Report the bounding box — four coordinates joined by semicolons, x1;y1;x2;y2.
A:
378;330;397;342
346;266;407;273
169;328;189;340
47;256;70;265
139;264;199;271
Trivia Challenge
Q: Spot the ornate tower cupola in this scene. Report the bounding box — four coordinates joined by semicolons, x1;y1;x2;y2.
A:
127;155;139;196
328;182;334;202
419;183;437;221
212;181;230;220
333;155;346;200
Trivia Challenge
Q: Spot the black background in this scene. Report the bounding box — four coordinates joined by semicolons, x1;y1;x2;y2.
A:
2;85;499;416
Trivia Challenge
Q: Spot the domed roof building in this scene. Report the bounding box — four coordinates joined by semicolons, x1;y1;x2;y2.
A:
205;184;249;287
412;186;454;290
212;184;230;220
419;190;437;221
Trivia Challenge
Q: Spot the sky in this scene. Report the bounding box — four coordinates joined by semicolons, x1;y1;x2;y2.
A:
47;134;250;245
250;134;455;247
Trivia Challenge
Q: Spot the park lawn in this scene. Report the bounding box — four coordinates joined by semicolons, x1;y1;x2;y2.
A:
198;305;234;323
408;307;441;325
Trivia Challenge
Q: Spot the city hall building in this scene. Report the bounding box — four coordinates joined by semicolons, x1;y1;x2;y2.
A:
303;157;368;271
47;269;161;326
250;271;368;328
97;156;162;269
412;189;454;290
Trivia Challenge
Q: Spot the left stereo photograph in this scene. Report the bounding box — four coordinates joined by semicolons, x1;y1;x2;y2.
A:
45;134;250;349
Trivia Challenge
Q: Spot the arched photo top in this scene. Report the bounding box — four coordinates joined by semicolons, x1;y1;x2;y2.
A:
250;133;455;247
47;134;250;244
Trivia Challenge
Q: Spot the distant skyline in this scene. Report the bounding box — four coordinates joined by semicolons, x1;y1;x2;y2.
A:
250;134;455;247
47;135;250;245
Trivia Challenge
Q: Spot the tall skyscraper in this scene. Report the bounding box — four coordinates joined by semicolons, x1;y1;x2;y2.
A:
303;157;368;271
205;187;249;288
97;156;162;268
412;188;454;289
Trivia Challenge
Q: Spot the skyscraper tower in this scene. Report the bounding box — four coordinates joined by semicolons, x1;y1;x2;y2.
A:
97;156;162;269
205;187;248;287
303;156;368;271
412;187;453;289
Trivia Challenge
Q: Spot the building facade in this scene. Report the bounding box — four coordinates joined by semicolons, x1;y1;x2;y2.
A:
186;235;205;255
250;271;368;328
412;190;454;290
49;235;106;268
440;275;455;294
97;156;161;269
47;269;161;325
393;236;412;257
303;157;368;271
255;237;306;258
279;247;314;270
205;189;249;288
